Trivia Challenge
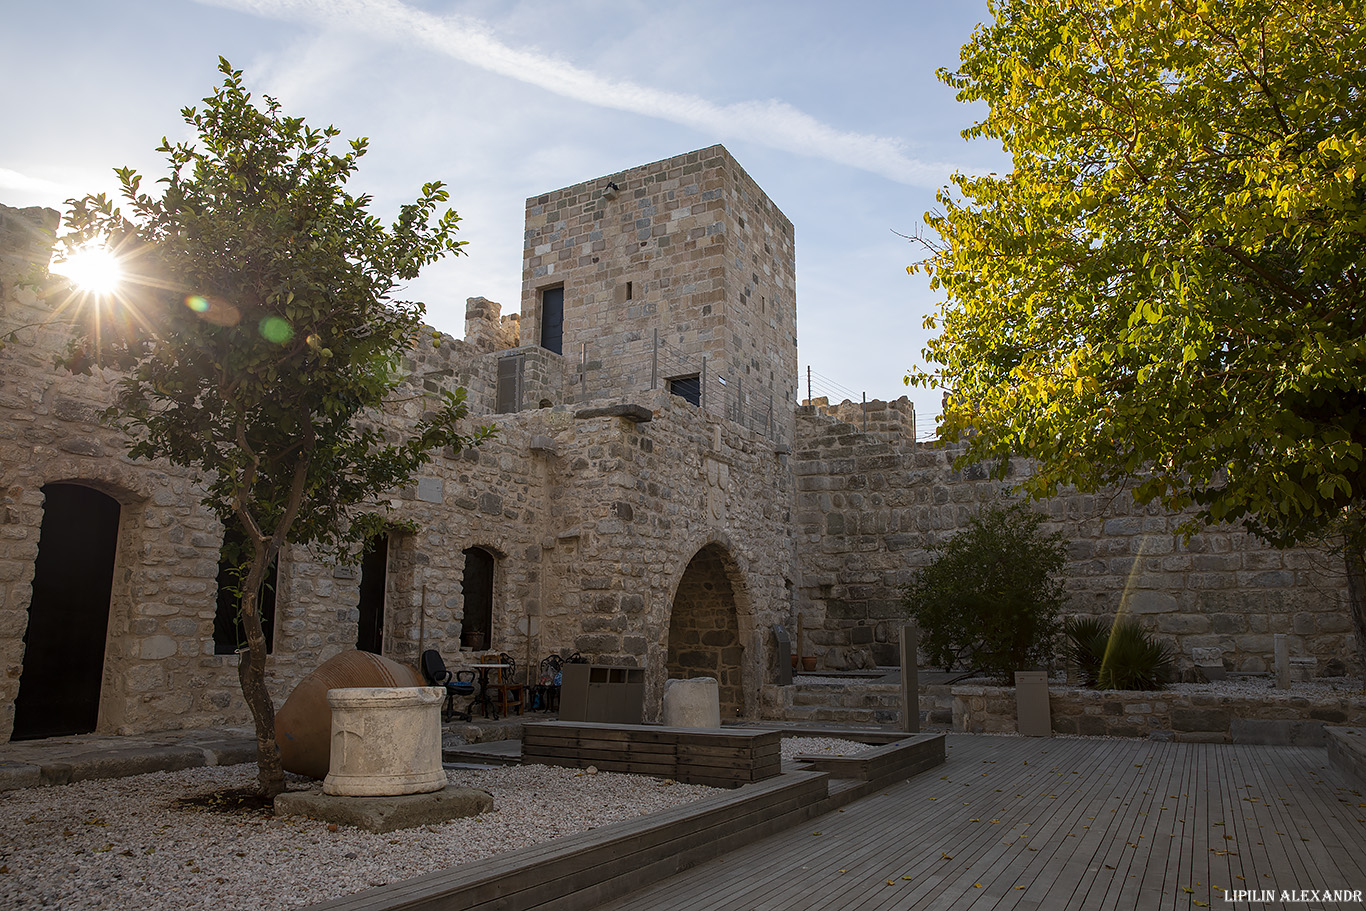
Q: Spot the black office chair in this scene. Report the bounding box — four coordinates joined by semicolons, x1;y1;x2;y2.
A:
422;649;476;722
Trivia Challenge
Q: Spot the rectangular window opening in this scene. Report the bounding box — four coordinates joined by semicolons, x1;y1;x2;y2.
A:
540;286;564;355
669;374;701;408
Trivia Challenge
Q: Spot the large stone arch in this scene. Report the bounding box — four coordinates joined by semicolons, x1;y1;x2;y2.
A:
661;533;758;720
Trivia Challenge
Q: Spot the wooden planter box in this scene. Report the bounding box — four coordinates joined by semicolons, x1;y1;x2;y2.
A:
522;721;781;787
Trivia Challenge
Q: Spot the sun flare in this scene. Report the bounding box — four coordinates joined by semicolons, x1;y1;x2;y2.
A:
51;245;123;295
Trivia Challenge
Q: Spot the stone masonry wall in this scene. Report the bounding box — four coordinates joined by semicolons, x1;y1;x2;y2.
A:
804;395;917;445
519;145;798;447
793;405;1357;679
0;195;798;739
952;683;1366;744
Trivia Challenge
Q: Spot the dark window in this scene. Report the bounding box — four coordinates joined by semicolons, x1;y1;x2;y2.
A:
213;524;278;655
496;353;523;414
356;533;388;654
461;547;495;651
540;286;564;355
625;281;633;301
13;484;121;740
669;374;701;407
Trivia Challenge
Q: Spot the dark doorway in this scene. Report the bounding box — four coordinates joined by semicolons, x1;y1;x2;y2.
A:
540;286;564;355
12;484;121;740
461;547;495;650
212;523;278;655
356;533;388;654
666;545;744;716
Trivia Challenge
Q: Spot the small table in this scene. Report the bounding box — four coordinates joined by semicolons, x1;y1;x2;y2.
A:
470;663;509;720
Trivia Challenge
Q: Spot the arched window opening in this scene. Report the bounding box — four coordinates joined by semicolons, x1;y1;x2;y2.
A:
461;546;496;650
357;532;390;654
213;523;278;655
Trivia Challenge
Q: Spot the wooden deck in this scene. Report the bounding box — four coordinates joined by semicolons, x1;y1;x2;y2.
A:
594;734;1366;910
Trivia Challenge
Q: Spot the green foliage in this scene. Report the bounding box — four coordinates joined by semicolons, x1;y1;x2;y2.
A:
1066;615;1173;691
1062;615;1110;686
56;58;491;794
61;59;487;558
901;503;1067;682
909;1;1366;556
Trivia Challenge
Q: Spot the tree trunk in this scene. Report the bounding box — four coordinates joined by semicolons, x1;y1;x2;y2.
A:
237;554;285;798
1345;542;1366;686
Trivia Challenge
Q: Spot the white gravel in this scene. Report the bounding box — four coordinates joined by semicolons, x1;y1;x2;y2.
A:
780;737;873;760
0;763;721;911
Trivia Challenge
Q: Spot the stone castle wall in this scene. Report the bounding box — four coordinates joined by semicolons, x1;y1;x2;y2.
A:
1;142;1359;744
519;145;798;446
791;406;1356;679
803;395;917;445
0;177;796;739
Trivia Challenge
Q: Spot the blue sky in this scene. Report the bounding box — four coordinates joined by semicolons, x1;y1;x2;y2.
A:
1;0;1004;434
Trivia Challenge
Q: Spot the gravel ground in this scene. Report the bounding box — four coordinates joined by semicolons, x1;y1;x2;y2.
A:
779;736;873;760
0;762;721;911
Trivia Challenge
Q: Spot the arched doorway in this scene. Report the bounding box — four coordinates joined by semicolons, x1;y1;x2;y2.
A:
356;532;389;654
13;484;121;740
461;546;496;651
666;544;744;716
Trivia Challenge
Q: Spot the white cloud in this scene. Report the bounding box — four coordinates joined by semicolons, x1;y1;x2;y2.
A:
0;168;74;199
197;0;957;187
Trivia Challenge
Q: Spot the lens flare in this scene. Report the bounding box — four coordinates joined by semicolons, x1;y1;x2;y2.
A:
184;294;241;327
52;245;122;295
259;316;294;344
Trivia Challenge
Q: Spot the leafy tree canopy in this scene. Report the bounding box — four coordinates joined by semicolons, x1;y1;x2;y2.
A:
58;58;490;794
911;0;1366;556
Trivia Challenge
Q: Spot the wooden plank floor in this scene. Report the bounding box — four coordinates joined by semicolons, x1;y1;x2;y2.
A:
593;734;1366;911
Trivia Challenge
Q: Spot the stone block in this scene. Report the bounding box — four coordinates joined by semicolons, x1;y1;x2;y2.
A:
323;687;446;797
662;677;721;728
1170;707;1231;733
1230;718;1325;747
1127;591;1177;614
274;785;493;834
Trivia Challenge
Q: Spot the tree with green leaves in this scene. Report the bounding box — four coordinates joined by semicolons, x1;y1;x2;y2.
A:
59;58;490;796
910;1;1366;668
901;503;1068;682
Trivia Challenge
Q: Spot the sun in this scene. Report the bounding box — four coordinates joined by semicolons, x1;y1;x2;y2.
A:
51;244;124;295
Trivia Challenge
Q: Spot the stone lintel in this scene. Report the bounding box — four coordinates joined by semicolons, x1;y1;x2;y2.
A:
573;403;653;423
274;784;494;834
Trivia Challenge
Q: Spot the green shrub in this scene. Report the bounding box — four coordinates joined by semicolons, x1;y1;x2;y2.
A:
901;503;1066;683
1062;616;1110;686
1065;615;1173;690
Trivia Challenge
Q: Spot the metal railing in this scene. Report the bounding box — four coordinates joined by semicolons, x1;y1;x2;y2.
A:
571;329;786;445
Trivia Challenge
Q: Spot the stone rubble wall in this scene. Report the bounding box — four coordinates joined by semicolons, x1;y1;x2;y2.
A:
802;396;917;445
4;139;1363;743
792;405;1356;679
951;683;1366;744
0;197;796;739
520;145;798;448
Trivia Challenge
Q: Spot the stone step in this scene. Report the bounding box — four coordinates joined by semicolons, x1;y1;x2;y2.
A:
780;704;901;726
792;690;903;708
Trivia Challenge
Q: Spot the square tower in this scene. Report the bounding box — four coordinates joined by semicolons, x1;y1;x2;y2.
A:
520;145;797;444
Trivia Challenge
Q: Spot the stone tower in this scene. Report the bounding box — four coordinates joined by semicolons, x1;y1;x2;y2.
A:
518;145;798;446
